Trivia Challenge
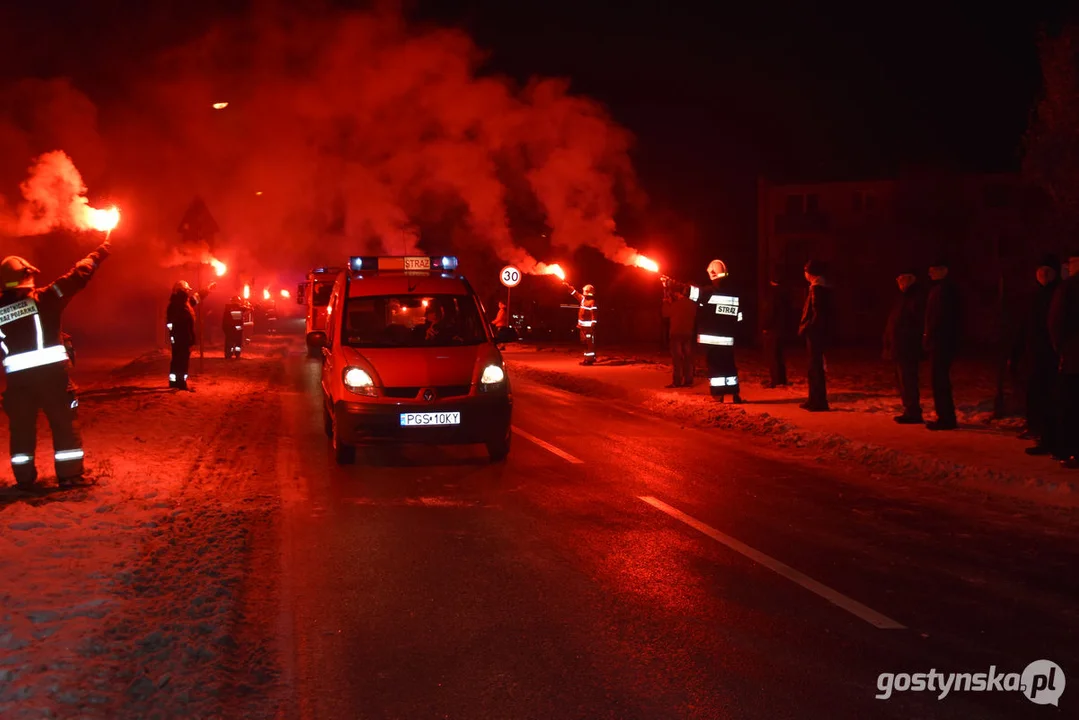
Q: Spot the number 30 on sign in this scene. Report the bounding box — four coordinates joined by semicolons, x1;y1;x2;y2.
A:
500;266;521;288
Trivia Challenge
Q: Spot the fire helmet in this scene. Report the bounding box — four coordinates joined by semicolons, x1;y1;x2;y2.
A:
707;259;728;281
1;256;40;289
173;281;192;294
583;284;595;295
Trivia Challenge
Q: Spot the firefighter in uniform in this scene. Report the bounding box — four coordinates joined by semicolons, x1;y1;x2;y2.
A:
222;296;247;359
664;259;743;402
0;243;111;488
564;281;597;365
166;281;214;390
263;297;278;334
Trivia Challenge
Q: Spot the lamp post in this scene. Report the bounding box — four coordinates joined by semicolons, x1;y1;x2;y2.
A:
197;262;205;371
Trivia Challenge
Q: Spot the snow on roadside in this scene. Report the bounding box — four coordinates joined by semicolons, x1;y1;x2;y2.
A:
514;344;1025;430
507;353;1079;506
0;343;286;719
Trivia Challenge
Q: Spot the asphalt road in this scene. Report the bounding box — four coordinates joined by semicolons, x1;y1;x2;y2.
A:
267;351;1078;719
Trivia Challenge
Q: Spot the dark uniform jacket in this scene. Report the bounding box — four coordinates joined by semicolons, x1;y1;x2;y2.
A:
1049;275;1079;375
663;296;697;337
167;292;198;348
924;277;961;356
569;288;596;328
0;244;109;377
761;282;789;336
799;281;834;346
1011;281;1059;371
222;302;247;333
883;284;925;362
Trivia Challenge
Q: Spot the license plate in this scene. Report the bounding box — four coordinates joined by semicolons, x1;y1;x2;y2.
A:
404;256;431;270
400;412;460;427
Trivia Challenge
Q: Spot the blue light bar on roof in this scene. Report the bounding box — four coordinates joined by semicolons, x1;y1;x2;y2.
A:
348;256;459;272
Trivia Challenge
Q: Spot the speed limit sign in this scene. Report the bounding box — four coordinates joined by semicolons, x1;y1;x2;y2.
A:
500;265;521;288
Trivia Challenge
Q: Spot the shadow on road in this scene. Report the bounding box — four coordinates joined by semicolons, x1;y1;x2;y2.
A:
79;386;173;402
357;445;491;469
0;483;94;510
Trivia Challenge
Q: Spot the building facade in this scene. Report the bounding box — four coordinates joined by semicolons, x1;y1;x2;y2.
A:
756;172;1038;348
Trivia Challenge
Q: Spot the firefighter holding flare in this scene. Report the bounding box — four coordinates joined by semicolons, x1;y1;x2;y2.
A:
0;242;111;489
562;280;598;365
662;259;744;402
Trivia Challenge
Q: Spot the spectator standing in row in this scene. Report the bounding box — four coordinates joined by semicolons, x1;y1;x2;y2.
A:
924;258;961;430
798;259;833;412
761;274;789;388
883;267;925;424
662;284;697;388
1013;255;1061;456
1049;252;1079;467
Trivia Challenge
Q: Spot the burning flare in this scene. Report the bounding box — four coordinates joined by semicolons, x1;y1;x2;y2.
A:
263;288;271;301
535;263;566;281
280;289;290;299
212;102;229;110
1;151;125;237
634;255;660;273
243;285;251;300
209;258;227;277
84;205;120;233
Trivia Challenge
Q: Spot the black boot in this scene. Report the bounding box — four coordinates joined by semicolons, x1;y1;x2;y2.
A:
926;420;958;431
58;475;94;488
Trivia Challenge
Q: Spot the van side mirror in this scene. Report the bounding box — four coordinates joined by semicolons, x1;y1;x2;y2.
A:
296;283;307;305
495;326;519;344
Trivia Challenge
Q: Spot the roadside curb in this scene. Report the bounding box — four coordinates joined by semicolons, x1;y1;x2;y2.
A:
507;360;1079;508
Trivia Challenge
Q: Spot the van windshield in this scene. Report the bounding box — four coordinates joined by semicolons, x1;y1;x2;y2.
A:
344;294;488;348
312;282;334;307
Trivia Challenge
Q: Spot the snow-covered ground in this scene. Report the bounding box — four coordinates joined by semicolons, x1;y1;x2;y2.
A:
0;338;290;719
505;344;1079;507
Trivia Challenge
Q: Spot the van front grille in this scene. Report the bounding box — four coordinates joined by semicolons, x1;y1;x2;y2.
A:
381;385;471;399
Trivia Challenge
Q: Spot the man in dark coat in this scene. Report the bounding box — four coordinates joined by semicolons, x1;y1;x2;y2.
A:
798;259;833;411
883;268;925;423
662;284;698;388
166;281;214;390
1049;252;1079;467
923;257;961;430
761;275;789;388
1012;255;1061;455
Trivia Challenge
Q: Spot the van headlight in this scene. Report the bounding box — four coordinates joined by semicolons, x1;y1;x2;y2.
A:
343;367;377;397
480;364;506;391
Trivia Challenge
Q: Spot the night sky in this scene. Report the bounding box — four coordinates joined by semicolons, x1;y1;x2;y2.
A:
0;0;1070;254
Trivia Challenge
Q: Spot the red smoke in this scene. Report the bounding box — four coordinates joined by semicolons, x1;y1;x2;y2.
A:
0;150;118;236
117;6;643;270
0;5;658;343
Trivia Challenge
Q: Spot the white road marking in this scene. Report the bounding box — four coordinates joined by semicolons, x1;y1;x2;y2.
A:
638;495;905;630
512;426;584;464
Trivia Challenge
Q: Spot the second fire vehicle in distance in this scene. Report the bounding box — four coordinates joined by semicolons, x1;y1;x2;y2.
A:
297;266;342;356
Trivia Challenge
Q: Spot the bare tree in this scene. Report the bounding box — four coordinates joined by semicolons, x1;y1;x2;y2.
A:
1023;25;1079;241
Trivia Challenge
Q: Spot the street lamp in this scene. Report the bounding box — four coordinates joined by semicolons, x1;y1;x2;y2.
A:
212;102;229;110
